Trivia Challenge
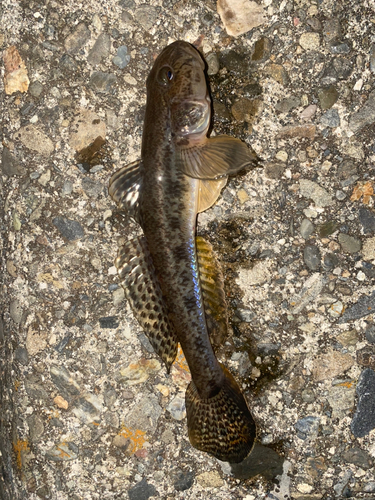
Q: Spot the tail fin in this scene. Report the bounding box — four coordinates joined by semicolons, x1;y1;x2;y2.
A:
185;365;256;463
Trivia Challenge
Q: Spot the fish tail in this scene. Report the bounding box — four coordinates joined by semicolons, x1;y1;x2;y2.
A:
186;365;256;463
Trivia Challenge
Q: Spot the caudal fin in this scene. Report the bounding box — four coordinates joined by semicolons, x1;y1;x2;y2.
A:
185;365;256;463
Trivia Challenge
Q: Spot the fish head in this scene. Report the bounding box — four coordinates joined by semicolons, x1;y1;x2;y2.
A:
147;41;211;141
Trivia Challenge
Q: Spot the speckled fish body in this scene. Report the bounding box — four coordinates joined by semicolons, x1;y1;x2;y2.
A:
109;41;257;463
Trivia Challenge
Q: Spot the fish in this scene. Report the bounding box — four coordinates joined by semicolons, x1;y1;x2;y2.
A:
109;40;257;463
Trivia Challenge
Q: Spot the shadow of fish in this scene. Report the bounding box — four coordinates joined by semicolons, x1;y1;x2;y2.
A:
109;41;257;463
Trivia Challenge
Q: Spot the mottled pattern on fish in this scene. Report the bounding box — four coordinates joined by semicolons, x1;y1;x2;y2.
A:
109;41;257;463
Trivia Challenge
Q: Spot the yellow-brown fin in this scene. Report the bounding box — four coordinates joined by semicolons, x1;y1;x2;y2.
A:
186;364;256;463
196;236;228;348
116;236;178;371
108;160;142;221
197;177;227;212
177;136;258;180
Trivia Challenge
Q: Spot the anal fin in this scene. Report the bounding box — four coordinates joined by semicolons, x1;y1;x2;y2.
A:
196;236;228;348
115;236;178;371
109;160;142;222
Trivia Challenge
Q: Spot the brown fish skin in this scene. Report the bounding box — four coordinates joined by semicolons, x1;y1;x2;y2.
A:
109;41;257;463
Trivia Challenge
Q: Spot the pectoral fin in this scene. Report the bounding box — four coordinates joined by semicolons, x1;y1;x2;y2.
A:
108;160;142;221
196;236;228;348
197;177;227;213
177;136;258;180
116;236;178;371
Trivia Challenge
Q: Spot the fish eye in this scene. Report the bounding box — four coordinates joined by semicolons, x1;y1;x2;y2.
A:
158;66;174;85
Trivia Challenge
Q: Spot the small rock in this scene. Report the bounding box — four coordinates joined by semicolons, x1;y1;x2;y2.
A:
295;416;320;440
113;45;131;69
342;447;372;469
231;98;262;123
252;37;272;62
323;253;339;270
27;414;45;443
338;233;361;254
26;327;47;356
264;162;284;179
205;52;220;75
90;71;117;93
358;208;375;234
299;179;334;207
312;348;354;382
300;219;314;239
166;394;186;421
321;108;340;127
38;169;51;187
318;85;338;110
351;368;375;437
113;434;130;449
265;64;289;86
299;32;320;50
53;216;84;241
69;108;106;152
217;0;265;37
173;470;195;492
370;44;375;73
336;190;346;200
16;125;54;156
1;147;25;176
337;330;359;346
54;395;69;410
134;5;159;31
25;377;49;401
62;180;73;196
3;46;29;94
304;245;321;271
99;316;119;328
10;299;23;324
290;273;326;314
72;393;102;424
50;365;80;401
275;96;300;113
323;18;341;41
357;346;375;370
14;346;29;365
236;261;272;286
81;177;103;198
125;393;162;434
45;442;78;461
128;478;157;500
29;81;44;97
64;23;90;54
88;32;111;66
327;383;356;419
362;236;375;260
349;90;375;133
278;124;316;139
365;325;375;344
117;358;161;386
339;290;375;323
329;40;351;54
197;470;224;488
300;104;317;120
318;220;338;237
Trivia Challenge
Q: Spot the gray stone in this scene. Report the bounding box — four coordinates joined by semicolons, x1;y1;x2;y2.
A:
16;125;54;156
1;147;25;176
62;180;73;196
338;233;361;254
349;90;375;133
206;52;220;75
351;369;375;438
88;33;111;66
52;216;84;240
173;470;195;492
25;378;49;401
72;394;102;424
326;383;355;419
90;72;117;93
9;299;23;324
339;291;375;323
112;45;131;69
329;40;351;54
64;23;90;54
60;54;77;72
318;85;338;110
252;37;272;62
303;245;321;270
300;218;314;239
290;273;326;314
323;18;342;41
28;81;44;97
371;44;375;73
134;5;159;31
299;179;334;207
333;56;353;79
295;416;320;440
301;388;315;403
104;386;117;408
359;208;375;234
365;325;375;344
275;96;300;113
14;346;29;365
124;393;162;434
264;162;284;179
321;108;340;127
341;447;372;469
50;365;80;401
336;190;346;200
46;442;79;461
166;394;186;421
81;177;103;198
128;478;157;500
99;316;119;328
27;414;45;443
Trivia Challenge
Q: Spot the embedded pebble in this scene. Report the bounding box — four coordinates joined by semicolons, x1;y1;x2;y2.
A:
46;442;79;461
1;147;25;176
338;233;361;254
299;32;320;51
64;23;90;54
166;393;186;421
312;348;354;381
321;108;340;127
351;369;375;437
90;71;117;93
299;179;334;207
303;245;321;271
113;45;131;69
88;32;111;66
128;478;157;500
362;236;375;260
217;0;265;37
52;216;85;241
197;470;224;488
295;416;320;440
300;218;314;239
16;125;54;156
